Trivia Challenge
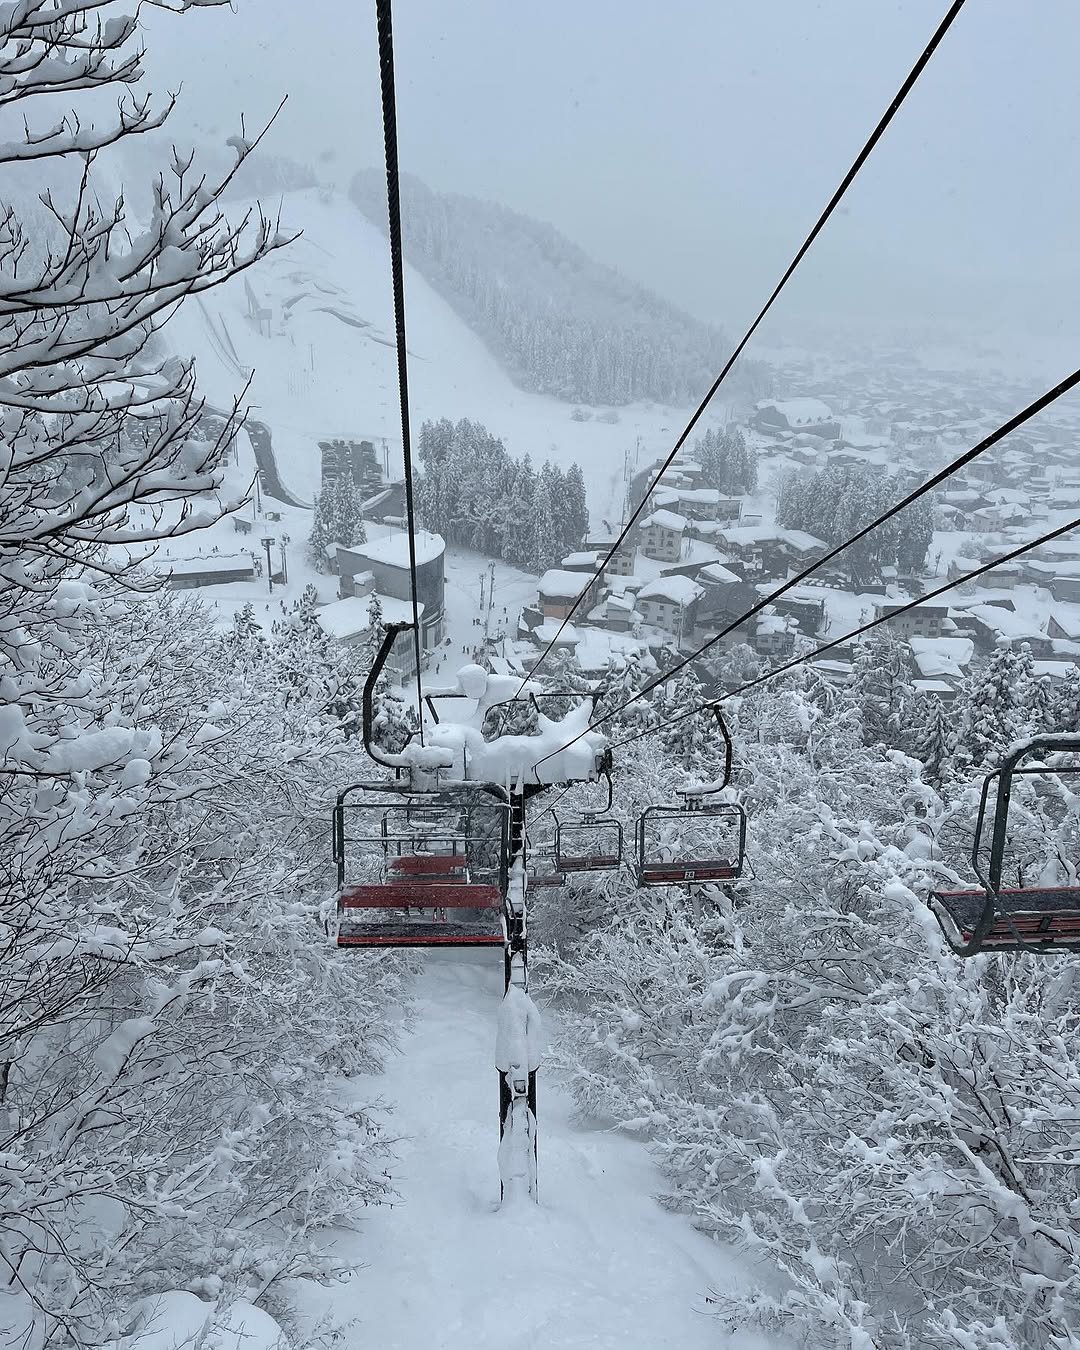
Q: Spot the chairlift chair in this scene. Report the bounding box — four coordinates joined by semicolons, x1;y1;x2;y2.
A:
930;734;1080;955
552;764;623;873
333;783;511;948
635;706;748;887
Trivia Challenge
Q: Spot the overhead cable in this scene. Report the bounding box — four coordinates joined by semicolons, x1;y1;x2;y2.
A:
529;361;1080;775
376;0;425;739
611;512;1080;751
518;0;968;692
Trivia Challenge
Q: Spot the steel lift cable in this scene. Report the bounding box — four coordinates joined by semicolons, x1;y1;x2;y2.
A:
610;510;1080;752
518;0;968;694
376;0;425;739
529;362;1080;776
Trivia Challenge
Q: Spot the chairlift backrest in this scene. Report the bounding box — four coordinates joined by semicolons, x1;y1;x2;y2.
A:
635;797;747;886
930;734;1080;955
553;817;623;872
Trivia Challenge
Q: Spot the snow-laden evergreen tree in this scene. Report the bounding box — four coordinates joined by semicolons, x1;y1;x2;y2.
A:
851;632;915;750
954;643;1037;769
776;462;932;585
564;462;591;548
414;418;588;572
910;694;955;787
307;488;333;568
775;467;807;529
896;493;935;574
327;472;367;550
1052;666;1080;733
657;669;728;774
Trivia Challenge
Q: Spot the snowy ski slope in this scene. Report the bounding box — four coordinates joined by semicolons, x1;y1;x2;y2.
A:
297;953;780;1350
167;188;733;523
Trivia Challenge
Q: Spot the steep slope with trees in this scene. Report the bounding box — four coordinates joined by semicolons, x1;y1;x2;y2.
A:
350;170;772;408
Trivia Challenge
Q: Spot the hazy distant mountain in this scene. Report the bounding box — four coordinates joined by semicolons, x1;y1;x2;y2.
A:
350;170;771;409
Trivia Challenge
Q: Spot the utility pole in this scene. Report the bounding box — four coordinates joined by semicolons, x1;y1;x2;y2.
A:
279;537;289;587
263;536;274;593
253;469;262;519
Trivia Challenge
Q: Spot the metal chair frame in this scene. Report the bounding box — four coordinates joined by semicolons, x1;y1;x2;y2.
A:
635;799;748;886
930;734;1080;955
634;704;748;887
332;781;512;948
551;760;623;873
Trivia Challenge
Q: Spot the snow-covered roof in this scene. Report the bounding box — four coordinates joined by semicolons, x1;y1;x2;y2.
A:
908;636;975;679
701;562;740;584
606;592;637;612
677;488;722;505
606;574;644;595
1027;560;1080;579
345;529;444;569
780;529;827;553
755;397;834;426
532;620;580;644
965;605;1047;640
1033;661;1077;681
574;632;650;673
638;576;705;606
561;551;599;568
913;679;955;694
539;569;588;599
673;541;727;566
165;553;255;576
315;593;422;640
1035;540;1080;558
1050;609;1080;639
641;509;688;532
718;526;778;546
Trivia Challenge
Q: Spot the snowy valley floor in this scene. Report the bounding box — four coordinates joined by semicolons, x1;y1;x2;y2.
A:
296;953;781;1350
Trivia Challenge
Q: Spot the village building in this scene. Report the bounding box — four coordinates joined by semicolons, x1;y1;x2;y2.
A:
164;553;257;589
958;604;1055;657
872;599;950;641
750;397;841;439
639;509;688;563
537;568;596;620
335;528;446;654
636;575;704;640
315;593;424;678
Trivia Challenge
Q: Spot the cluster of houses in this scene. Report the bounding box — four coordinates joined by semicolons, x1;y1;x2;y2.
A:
514;452;833;674
513;379;1080;697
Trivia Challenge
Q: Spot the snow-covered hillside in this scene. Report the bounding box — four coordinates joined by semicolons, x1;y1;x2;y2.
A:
166;188;734;523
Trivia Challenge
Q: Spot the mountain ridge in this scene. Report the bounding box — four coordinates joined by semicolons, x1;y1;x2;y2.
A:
350;169;772;409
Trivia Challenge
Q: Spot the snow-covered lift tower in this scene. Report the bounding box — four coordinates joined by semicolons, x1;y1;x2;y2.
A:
331;622;610;1201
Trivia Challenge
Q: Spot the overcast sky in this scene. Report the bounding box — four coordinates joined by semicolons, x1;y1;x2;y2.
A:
140;0;1080;347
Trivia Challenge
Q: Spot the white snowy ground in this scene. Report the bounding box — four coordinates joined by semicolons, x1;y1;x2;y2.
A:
294;952;782;1350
